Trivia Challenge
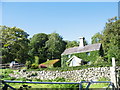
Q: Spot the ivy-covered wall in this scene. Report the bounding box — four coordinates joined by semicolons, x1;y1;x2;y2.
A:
61;50;101;67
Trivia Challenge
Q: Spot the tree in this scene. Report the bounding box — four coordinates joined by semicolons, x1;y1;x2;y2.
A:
91;16;120;63
91;32;103;44
29;33;48;63
0;26;29;63
65;40;79;48
65;39;88;49
102;17;120;62
45;32;66;60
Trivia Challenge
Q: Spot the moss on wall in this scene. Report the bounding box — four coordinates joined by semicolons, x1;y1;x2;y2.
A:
61;50;101;67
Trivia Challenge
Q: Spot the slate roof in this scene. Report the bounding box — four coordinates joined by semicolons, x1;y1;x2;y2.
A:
62;43;101;55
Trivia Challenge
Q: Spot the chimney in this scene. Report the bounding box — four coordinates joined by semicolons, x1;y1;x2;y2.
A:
79;37;84;47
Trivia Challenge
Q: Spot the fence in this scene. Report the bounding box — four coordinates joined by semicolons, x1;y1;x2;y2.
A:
0;64;25;69
0;64;9;69
1;80;115;90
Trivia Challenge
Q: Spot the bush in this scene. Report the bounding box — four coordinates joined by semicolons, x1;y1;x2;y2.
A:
31;63;38;69
1;69;14;80
25;60;31;69
34;56;39;64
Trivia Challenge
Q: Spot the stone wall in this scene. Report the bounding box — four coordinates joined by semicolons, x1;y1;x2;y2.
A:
9;67;114;82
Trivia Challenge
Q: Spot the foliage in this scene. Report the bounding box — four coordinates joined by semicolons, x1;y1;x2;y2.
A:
31;63;39;69
29;33;48;64
103;17;120;62
0;69;15;80
65;40;79;48
25;60;31;69
61;50;101;67
34;56;39;65
45;32;66;60
65;39;88;49
0;26;29;63
94;56;105;64
91;16;120;62
29;32;66;67
91;32;103;44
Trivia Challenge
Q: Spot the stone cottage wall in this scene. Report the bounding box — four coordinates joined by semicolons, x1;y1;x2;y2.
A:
9;67;117;82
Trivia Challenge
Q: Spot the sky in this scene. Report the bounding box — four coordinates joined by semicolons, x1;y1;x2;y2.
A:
1;1;118;43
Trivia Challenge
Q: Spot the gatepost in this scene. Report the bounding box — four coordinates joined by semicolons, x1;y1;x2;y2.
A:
110;57;119;88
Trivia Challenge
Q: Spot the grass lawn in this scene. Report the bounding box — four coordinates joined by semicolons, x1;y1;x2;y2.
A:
1;82;110;89
1;83;110;89
1;83;80;89
82;83;109;88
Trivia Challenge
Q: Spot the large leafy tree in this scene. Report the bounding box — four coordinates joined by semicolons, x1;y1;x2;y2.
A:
45;32;66;60
29;33;48;63
65;40;79;48
102;17;120;62
91;32;103;44
0;26;29;63
91;17;120;62
65;39;88;49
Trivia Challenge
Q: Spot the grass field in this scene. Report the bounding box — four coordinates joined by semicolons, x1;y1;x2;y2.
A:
1;82;109;89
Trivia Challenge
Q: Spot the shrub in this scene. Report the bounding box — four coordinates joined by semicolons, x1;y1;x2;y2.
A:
25;60;31;69
1;69;14;80
34;56;39;64
31;63;38;69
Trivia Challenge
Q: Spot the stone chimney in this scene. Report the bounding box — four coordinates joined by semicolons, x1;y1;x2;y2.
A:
79;37;84;47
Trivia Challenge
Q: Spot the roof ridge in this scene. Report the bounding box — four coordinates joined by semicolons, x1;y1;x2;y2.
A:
62;43;102;55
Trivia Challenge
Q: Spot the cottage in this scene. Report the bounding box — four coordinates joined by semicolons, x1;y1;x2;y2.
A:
61;37;103;67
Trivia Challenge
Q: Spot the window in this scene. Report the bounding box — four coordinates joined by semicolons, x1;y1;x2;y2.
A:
68;54;71;58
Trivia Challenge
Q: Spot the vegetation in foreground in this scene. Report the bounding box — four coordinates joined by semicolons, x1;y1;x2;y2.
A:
1;77;110;89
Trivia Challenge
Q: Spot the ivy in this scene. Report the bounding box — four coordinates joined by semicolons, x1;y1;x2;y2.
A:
61;50;101;67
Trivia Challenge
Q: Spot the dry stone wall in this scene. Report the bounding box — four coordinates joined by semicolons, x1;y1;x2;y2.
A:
9;67;113;82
